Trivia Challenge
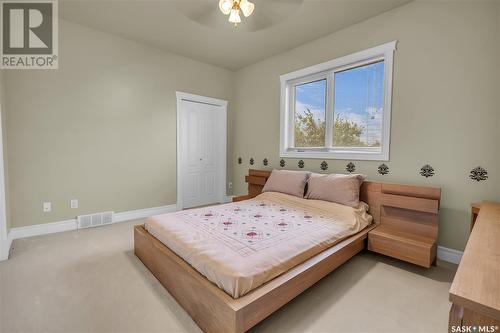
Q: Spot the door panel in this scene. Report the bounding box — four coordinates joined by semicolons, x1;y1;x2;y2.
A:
203;113;217;168
204;171;217;197
181;106;202;206
186;110;200;168
180;99;225;209
185;173;200;202
201;107;219;203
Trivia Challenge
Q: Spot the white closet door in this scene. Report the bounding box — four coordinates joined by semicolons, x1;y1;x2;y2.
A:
179;98;225;209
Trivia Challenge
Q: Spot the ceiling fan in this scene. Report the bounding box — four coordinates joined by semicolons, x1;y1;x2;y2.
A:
218;0;255;26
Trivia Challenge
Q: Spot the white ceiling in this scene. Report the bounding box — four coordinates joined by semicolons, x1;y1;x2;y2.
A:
60;0;411;70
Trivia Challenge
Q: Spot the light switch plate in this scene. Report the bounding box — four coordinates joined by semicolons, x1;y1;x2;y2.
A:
70;199;78;209
43;202;52;213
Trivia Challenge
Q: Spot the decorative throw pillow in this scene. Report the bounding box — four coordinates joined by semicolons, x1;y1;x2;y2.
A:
262;169;311;198
305;173;366;207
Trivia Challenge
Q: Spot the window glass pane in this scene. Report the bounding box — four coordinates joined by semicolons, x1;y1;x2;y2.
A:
294;79;326;148
333;61;384;149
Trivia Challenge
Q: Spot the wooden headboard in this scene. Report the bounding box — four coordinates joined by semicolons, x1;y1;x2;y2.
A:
238;169;441;234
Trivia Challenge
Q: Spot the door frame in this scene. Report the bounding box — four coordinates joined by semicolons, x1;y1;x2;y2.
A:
176;91;227;210
0;74;8;261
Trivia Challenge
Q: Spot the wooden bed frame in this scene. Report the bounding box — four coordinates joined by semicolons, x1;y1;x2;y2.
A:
134;169;440;333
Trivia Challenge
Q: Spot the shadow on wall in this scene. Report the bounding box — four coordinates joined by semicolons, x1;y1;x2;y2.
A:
438;207;470;251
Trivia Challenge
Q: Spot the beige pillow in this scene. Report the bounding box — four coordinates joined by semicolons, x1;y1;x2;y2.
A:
305;173;366;207
262;169;311;198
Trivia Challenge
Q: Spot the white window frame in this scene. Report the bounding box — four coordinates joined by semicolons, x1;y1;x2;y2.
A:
279;41;397;161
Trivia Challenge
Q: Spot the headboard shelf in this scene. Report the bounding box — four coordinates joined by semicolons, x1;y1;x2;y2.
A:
380;193;439;214
238;169;441;225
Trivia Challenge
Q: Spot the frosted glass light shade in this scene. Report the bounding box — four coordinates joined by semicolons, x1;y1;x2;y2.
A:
219;0;232;15
229;9;241;23
240;0;254;17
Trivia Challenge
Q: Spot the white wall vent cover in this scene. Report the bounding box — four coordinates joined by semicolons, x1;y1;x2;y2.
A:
77;211;114;229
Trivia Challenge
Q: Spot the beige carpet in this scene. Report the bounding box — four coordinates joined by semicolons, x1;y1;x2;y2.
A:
0;220;457;333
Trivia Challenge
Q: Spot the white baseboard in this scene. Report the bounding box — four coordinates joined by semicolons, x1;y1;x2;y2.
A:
5;203;178;259
177;195;234;211
5;233;12;258
0;234;12;261
437;246;463;264
8;218;77;241
113;204;178;223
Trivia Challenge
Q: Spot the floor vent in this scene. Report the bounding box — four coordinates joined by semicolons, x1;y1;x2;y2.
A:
77;211;114;229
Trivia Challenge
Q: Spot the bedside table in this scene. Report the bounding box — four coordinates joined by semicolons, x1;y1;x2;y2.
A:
367;185;441;268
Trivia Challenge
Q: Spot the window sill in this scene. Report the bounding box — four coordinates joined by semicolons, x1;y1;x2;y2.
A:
280;149;389;161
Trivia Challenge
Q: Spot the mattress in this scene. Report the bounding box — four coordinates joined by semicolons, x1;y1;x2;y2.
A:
144;192;373;298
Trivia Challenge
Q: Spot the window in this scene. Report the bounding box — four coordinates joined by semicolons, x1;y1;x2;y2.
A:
294;79;326;148
280;41;396;161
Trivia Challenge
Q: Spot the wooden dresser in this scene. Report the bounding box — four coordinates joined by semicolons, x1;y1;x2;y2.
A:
449;202;500;330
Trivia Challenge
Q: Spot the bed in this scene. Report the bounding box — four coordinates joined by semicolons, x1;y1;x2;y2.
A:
144;191;373;298
135;169;437;333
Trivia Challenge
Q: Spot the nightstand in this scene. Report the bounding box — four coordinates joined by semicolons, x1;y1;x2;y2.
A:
367;185;441;268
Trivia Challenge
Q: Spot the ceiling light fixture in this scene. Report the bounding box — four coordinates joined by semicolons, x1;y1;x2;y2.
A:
219;0;254;26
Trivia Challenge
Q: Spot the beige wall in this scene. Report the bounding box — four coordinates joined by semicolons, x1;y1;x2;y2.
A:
3;20;233;228
231;1;500;251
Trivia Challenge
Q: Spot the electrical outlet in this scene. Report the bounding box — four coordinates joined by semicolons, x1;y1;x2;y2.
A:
43;202;52;213
228;182;233;189
70;199;78;209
